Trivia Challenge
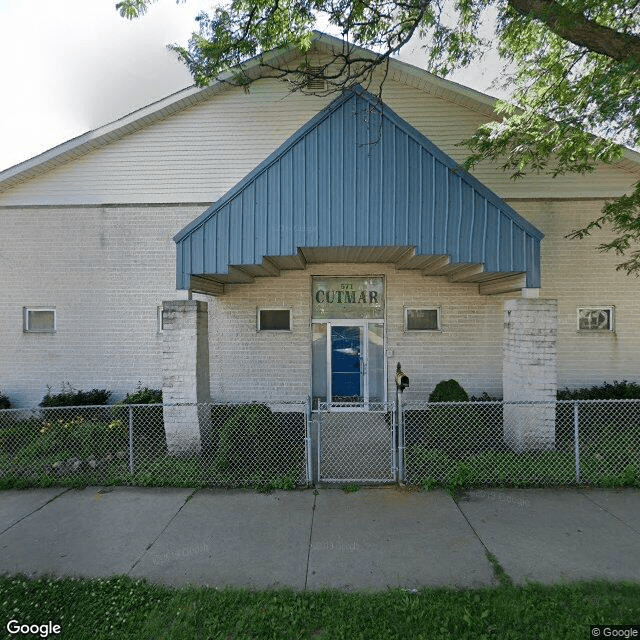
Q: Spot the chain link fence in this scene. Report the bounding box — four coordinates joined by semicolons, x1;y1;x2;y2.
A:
402;399;640;487
0;402;310;489
1;398;638;488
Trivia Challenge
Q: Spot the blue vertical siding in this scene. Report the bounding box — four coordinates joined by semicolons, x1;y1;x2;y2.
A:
174;86;543;288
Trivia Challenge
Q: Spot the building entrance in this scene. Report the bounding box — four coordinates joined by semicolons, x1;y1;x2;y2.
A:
312;320;385;408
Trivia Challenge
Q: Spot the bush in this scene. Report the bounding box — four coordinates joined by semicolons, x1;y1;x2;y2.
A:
113;386;165;457
0;392;10;410
40;384;111;407
11;416;128;468
120;387;162;405
557;380;640;400
0;419;41;456
429;379;469;403
208;403;303;487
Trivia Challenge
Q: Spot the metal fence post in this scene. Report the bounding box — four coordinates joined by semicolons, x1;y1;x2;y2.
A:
305;397;313;485
573;400;581;484
391;401;397;482
397;393;405;484
316;406;322;484
128;405;134;475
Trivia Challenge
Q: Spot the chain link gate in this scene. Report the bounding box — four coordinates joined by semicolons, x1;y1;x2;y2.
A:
3;398;638;488
313;402;397;483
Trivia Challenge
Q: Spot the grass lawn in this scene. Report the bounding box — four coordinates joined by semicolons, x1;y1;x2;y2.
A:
1;574;639;639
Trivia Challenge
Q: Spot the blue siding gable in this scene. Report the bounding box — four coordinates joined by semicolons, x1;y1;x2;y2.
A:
174;86;543;291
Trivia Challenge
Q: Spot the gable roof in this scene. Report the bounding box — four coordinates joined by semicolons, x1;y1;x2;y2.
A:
174;86;543;294
2;31;638;194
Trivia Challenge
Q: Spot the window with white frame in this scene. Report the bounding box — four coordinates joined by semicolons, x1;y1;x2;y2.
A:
257;308;291;331
577;307;614;332
404;307;441;331
157;305;166;333
23;307;56;333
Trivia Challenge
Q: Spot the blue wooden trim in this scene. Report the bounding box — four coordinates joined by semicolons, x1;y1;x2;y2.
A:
173;89;358;243
174;85;543;290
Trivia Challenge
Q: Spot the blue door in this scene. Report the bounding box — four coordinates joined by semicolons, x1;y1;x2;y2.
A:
331;325;363;402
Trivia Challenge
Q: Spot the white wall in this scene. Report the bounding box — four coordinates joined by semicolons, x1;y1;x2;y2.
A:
1;74;639;407
208;263;505;403
0;204;199;406
1;77;635;206
515;198;640;390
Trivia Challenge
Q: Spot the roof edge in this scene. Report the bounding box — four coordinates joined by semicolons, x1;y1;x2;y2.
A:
2;30;638;191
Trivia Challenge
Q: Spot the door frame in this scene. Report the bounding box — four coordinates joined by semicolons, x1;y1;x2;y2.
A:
312;318;387;410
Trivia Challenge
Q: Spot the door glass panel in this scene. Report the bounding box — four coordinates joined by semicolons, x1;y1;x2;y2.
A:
312;323;327;405
331;325;363;403
368;323;384;403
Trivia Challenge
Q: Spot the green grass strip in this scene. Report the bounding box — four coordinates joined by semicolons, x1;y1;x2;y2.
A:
1;574;639;639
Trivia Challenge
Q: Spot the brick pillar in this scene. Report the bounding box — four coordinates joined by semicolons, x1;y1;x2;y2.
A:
162;300;210;454
502;298;557;452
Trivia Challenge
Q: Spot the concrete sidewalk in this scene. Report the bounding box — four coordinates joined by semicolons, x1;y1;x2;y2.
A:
0;486;639;590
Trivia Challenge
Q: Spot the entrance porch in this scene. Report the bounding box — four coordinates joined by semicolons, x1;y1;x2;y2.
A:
161;85;557;458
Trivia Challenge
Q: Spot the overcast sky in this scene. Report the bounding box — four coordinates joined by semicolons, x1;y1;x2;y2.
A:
0;0;504;173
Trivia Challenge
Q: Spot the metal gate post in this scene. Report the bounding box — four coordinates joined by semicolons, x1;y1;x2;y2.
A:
305;398;313;485
316;406;322;484
391;401;397;482
397;393;405;483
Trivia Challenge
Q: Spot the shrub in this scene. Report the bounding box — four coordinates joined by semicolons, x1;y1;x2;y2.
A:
0;392;10;410
208;403;303;486
429;379;469;403
470;392;502;402
0;419;41;456
120;387;162;405
11;416;128;468
557;380;640;400
40;384;111;407
113;386;165;457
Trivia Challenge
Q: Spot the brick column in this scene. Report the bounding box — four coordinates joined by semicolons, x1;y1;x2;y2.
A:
162;300;210;454
502;298;557;452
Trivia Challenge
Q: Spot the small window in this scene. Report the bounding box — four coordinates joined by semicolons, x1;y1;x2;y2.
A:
405;307;441;331
23;307;56;333
577;307;614;332
157;305;165;333
258;309;291;331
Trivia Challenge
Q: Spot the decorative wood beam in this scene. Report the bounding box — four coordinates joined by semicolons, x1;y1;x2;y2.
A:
479;273;527;295
189;275;224;296
448;263;485;282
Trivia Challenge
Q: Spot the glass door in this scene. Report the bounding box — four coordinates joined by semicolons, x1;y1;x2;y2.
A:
312;320;386;408
331;325;364;403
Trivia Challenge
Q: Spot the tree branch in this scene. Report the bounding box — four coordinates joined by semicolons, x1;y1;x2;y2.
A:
507;0;640;64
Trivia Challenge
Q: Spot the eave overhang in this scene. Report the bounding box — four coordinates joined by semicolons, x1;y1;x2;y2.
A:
174;86;544;296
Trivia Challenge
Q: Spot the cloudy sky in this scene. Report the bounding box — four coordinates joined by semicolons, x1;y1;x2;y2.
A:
0;0;503;173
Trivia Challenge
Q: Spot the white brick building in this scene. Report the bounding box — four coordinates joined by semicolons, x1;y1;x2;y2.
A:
1;34;638;452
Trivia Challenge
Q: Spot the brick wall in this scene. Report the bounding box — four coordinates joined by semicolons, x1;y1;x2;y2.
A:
502;298;557;451
207;263;506;403
0;204;200;407
510;199;640;391
1;198;639;408
162;300;210;453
